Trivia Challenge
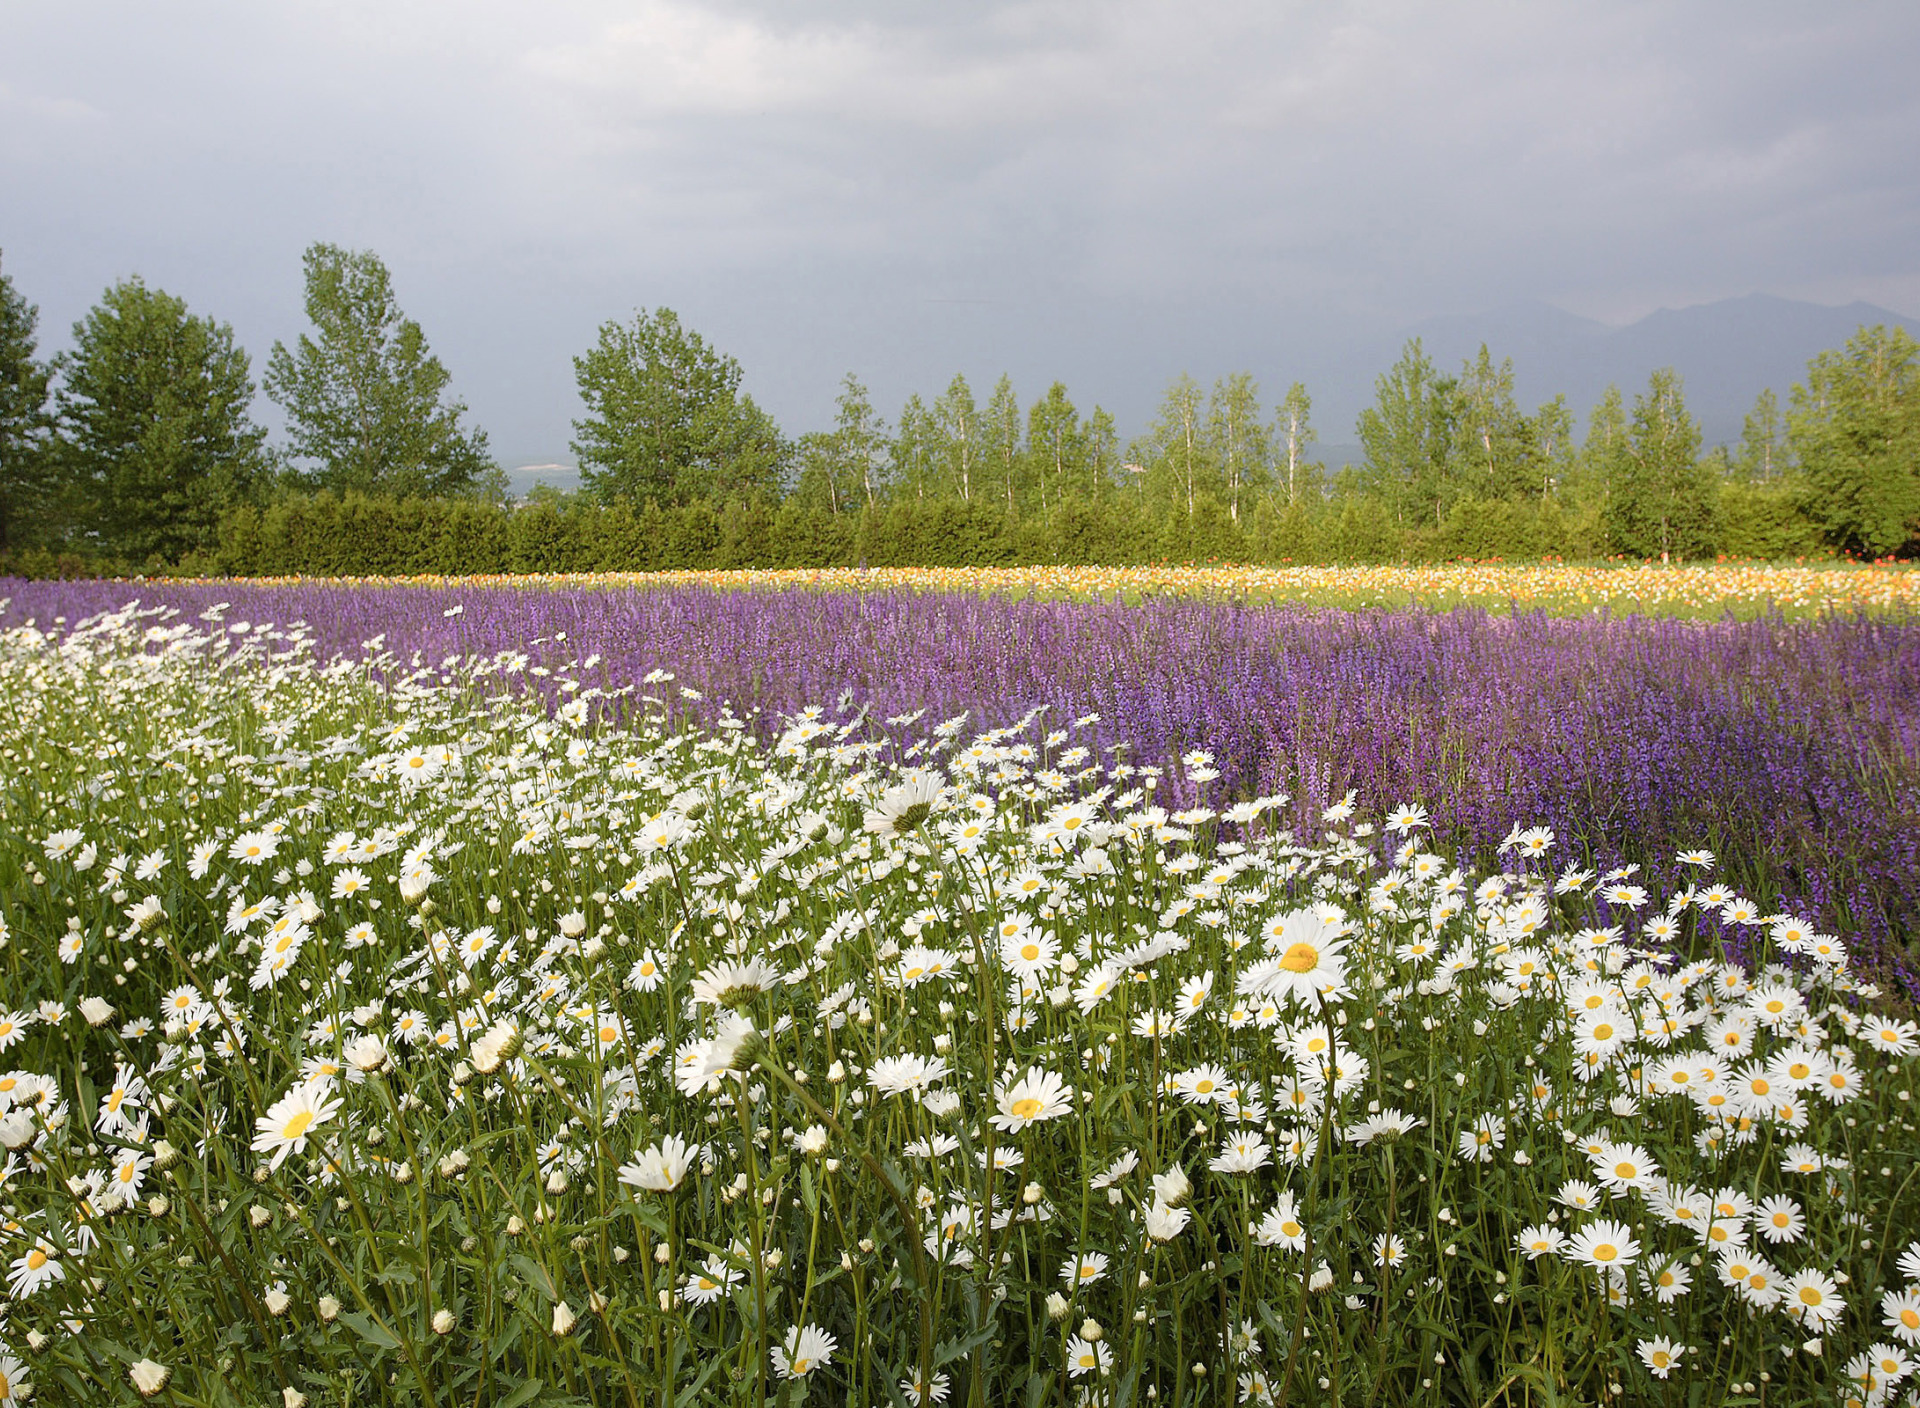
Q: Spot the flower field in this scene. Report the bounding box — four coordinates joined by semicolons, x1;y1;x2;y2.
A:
131;562;1920;619
0;587;1917;1406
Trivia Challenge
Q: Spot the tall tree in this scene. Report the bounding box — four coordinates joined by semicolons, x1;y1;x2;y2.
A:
1451;345;1535;501
266;244;492;499
1206;373;1269;521
1602;368;1715;559
1357;339;1456;527
890;394;939;500
1026;383;1086;514
983;376;1022;514
1533;394;1575;503
1734;388;1787;485
932;374;979;503
56;277;269;563
1084;407;1119;503
1788;326;1919;557
1573;385;1629;513
571;306;783;507
829;374;888;510
1144;373;1212;518
1274;381;1318;507
0;252;55;553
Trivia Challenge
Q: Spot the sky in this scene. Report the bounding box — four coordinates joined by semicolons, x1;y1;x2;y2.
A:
4;0;1919;470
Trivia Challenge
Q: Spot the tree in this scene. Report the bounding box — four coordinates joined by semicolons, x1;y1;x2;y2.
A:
1026;383;1086;514
1142;373;1212;518
1533;394;1575;504
829;374;888;510
1735;388;1788;485
571;306;783;507
932;374;979;503
983;376;1022;514
266;243;494;499
1602;368;1716;559
1451;346;1536;502
1788;326;1919;556
1573;385;1629;515
891;394;940;500
1206;373;1269;522
55;277;270;563
1274;381;1318;507
0;252;55;553
1357;339;1456;527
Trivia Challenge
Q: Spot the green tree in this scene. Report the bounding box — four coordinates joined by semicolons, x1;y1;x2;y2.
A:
570;306;783;507
1788;326;1919;556
1573;385;1629;516
0;252;55;553
1026;383;1087;514
1451;346;1536;502
1141;373;1213;518
1735;388;1788;485
1206;373;1269;522
983;376;1022;514
266;243;494;499
1357;339;1457;528
55;277;270;563
891;393;941;500
1274;381;1319;507
1533;394;1575;504
829;374;888;510
1602;368;1715;559
932;374;980;503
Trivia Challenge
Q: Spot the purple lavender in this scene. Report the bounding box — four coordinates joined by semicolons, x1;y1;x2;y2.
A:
7;577;1916;996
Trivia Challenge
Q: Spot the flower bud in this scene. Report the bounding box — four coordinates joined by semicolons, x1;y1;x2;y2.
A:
432;1308;456;1335
317;1295;342;1322
551;1301;577;1336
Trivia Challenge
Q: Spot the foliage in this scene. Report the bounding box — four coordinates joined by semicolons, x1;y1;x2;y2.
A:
572;307;785;508
0;600;1916;1405
1789;325;1920;558
265;244;494;500
53;277;271;565
1600;369;1718;560
0;251;56;555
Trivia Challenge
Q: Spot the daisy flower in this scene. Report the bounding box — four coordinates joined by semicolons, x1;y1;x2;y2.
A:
1783;1269;1845;1330
1564;1219;1639;1271
1637;1337;1684;1379
771;1323;837;1379
990;1067;1073;1132
250;1082;342;1170
1061;1251;1109;1286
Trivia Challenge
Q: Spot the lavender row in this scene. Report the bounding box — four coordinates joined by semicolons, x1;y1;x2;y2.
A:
6;577;1916;995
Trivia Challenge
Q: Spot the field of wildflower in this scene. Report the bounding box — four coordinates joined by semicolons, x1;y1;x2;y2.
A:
0;583;1918;1406
169;562;1920;620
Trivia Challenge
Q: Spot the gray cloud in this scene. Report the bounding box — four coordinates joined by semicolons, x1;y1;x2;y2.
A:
3;0;1917;460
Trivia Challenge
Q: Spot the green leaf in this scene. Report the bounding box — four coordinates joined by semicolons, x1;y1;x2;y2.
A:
510;1254;560;1303
338;1310;400;1350
495;1377;545;1408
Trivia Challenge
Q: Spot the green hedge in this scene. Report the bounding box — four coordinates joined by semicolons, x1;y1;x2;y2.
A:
147;487;1842;578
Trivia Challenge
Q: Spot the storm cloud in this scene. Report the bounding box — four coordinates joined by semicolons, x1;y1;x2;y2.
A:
4;0;1917;463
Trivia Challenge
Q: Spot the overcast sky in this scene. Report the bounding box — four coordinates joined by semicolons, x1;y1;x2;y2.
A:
4;0;1918;464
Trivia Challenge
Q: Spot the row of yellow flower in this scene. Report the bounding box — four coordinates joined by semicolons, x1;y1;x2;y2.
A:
193;561;1920;614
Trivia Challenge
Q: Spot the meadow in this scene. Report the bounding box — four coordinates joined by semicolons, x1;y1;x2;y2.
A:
0;575;1916;1406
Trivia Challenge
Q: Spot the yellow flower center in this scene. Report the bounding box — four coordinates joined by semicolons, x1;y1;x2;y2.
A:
1020;944;1041;961
1010;1098;1043;1120
1281;1220;1301;1237
1592;1024;1614;1041
1592;1243;1617;1262
1799;1287;1822;1306
283;1110;315;1139
792;1358;812;1375
1613;1161;1636;1180
25;1249;46;1270
1280;943;1319;973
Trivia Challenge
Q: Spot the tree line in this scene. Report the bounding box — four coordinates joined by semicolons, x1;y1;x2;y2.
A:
2;242;1916;577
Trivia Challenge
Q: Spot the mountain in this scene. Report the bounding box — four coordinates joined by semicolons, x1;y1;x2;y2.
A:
1397;294;1920;447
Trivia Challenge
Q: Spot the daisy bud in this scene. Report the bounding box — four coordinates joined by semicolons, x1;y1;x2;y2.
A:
264;1286;292;1316
472;1020;520;1075
796;1125;829;1157
840;1250;853;1271
129;1359;171;1397
1046;1292;1070;1320
1022;1182;1045;1205
825;1157;841;1173
249;1205;271;1229
433;1308;456;1335
147;1195;169;1216
0;1113;35;1150
392;1162;414;1185
317;1296;342;1322
506;1216;525;1236
345;1034;388;1072
589;1290;608;1314
827;1061;847;1084
1080;1319;1103;1343
659;1287;673;1312
546;1170;568;1194
25;1330;47;1350
80;996;115;1027
1801;1340;1821;1358
551;1301;577;1336
559;911;588;938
